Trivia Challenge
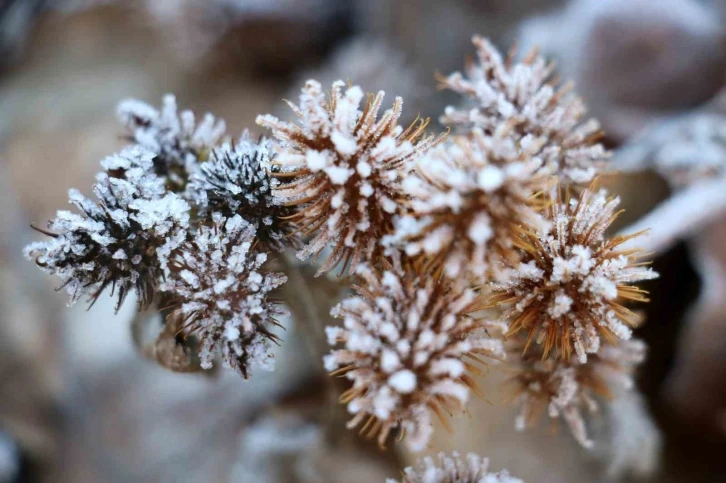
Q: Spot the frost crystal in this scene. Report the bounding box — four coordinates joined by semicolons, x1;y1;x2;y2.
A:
488;188;657;363
440;36;609;184
510;338;646;449
117;94;227;192
257;79;445;275
385;127;551;281
164;214;287;378
24;147;190;310
188;135;295;251
388;451;524;483
323;257;505;451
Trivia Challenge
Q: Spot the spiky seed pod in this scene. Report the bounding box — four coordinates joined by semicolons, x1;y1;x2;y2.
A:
257;79;445;275
188;136;297;251
24;147;190;311
323;257;505;451
387;451;524;483
440;35;609;184
486;187;657;363
507;338;646;449
385;126;551;281
164;214;287;379
117;94;227;192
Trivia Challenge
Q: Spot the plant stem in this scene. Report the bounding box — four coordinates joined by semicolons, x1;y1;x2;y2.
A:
279;254;349;443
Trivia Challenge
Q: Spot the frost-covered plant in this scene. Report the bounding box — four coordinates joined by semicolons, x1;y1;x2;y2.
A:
385;126;550;281
257;79;445;275
487;187;657;362
509;338;646;448
323;256;505;451
25;147;190;311
188;135;296;251
388;451;523;483
24;32;660;466
164;214;287;378
118;94;227;192
440;36;609;184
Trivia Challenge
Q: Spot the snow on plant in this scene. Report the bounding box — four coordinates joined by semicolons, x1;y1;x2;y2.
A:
323;256;505;451
486;187;657;363
23;35;658;462
188;134;296;251
508;338;646;448
440;35;609;184
25;146;190;311
385;125;551;281
257;79;445;275
118;94;227;192
164;214;287;378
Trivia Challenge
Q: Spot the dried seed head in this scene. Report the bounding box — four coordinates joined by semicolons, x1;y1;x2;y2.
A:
257;79;445;275
388;451;523;483
324;257;505;451
385;127;551;281
24;147;190;311
118;94;226;192
440;36;609;184
189;135;297;251
164;214;287;379
488;187;657;363
508;338;646;449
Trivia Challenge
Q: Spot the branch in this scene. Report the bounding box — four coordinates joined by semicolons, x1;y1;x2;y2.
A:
617;177;726;254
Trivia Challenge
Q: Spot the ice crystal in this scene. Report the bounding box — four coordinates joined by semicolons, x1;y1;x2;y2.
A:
117;94;227;192
488;187;657;363
440;36;609;184
189;135;296;251
323;257;505;451
388;451;523;483
385;127;551;281
164;214;287;378
509;338;646;449
257;79;445;275
24;147;190;310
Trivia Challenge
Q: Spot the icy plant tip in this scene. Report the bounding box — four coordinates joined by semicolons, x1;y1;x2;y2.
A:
508;338;647;448
440;35;609;184
385;126;551;281
188;134;297;251
24;146;190;311
164;214;287;379
486;186;657;363
257;79;445;275
118;94;226;193
323;256;505;451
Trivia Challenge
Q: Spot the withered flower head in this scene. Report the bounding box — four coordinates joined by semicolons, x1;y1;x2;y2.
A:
388;451;523;483
440;35;609;184
257;79;445;275
165;214;287;379
488;187;657;363
189;135;296;251
385;126;551;281
24;147;190;311
118;94;227;192
323;256;504;451
508;338;646;448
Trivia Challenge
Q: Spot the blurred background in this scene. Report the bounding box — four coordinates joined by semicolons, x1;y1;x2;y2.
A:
1;0;726;481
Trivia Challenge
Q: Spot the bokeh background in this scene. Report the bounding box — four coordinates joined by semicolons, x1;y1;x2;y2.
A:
1;0;726;481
